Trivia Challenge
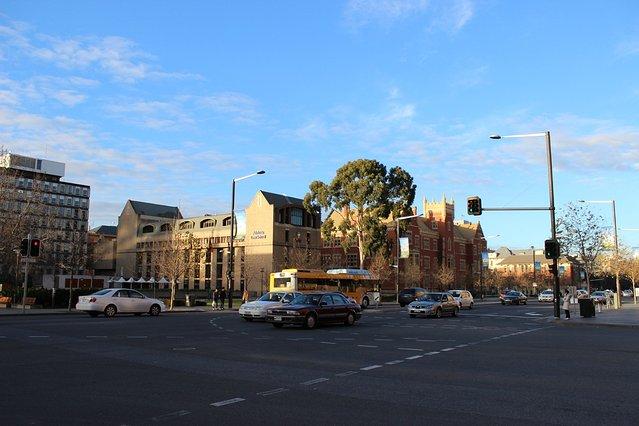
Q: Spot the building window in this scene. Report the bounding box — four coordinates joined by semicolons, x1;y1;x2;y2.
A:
346;254;358;268
431;222;438;230
460;259;466;271
201;219;216;228
142;225;154;234
222;217;232;226
424;257;430;270
160;223;172;232
179;221;194;230
291;208;303;226
321;254;332;266
332;254;342;267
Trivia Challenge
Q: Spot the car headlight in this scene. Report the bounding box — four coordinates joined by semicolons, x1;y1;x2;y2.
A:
285;310;300;315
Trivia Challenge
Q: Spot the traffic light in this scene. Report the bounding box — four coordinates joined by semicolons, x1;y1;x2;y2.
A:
20;239;29;256
467;196;482;216
30;239;41;257
544;239;560;259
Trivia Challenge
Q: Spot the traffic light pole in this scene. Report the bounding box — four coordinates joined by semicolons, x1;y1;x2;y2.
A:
544;131;561;319
22;233;31;315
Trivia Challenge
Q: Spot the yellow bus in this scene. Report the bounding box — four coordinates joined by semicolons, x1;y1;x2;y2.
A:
269;268;380;309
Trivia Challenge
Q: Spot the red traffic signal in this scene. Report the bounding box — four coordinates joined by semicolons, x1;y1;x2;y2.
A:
30;239;41;257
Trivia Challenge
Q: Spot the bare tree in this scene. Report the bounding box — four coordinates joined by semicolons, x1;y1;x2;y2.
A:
433;264;455;290
621;255;639;304
155;232;199;310
59;231;88;311
368;251;393;289
400;260;423;288
557;203;605;293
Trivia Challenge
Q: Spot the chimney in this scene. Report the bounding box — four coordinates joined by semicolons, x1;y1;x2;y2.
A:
412;206;417;216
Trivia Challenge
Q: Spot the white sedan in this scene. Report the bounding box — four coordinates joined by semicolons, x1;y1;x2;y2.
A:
238;291;301;321
538;290;554;302
76;289;165;318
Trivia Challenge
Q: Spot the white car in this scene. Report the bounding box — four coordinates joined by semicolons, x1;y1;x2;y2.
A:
238;291;301;321
76;288;165;317
450;289;474;309
538;290;554;302
622;289;633;297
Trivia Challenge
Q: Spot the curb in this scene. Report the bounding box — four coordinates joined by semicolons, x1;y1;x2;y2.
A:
551;318;639;329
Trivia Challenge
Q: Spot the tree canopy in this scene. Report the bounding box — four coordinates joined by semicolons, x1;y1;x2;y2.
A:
304;159;416;269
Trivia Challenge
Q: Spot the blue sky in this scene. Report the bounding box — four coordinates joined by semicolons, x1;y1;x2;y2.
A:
1;0;638;250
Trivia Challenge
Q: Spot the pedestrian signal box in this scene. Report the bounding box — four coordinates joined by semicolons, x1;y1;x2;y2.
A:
467;196;482;216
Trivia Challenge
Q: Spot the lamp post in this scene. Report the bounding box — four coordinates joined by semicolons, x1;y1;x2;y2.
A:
228;170;265;309
394;214;420;303
490;131;561;318
578;199;620;306
531;245;536;295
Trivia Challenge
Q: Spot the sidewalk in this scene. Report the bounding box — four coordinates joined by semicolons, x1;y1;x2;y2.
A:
0;306;221;317
554;301;639;329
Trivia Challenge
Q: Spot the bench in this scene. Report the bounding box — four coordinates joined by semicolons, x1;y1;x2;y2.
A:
19;297;38;309
0;296;11;308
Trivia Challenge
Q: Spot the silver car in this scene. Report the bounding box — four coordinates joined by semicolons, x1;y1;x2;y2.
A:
450;289;474;309
238;291;301;321
76;288;165;317
408;292;459;318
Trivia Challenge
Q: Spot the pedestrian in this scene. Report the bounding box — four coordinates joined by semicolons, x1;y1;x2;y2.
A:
220;287;227;310
213;288;220;310
563;289;571;320
242;288;249;304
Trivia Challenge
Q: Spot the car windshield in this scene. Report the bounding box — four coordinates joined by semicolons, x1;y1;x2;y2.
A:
592;292;604;296
291;294;322;305
258;292;283;302
542;290;553;294
450;291;461;297
418;293;442;302
93;289;112;296
507;291;520;296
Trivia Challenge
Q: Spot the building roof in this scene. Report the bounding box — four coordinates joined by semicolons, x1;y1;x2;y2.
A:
128;200;182;219
91;225;117;236
259;190;305;207
453;221;483;242
496;254;570;266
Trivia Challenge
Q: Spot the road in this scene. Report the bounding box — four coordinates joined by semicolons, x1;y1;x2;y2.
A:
1;300;638;425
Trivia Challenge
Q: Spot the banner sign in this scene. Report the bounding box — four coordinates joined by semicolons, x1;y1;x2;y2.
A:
399;237;410;259
534;261;541;272
481;251;489;269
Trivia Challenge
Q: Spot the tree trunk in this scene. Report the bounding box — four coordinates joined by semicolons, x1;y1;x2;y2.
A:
357;231;365;270
585;267;591;293
169;280;176;311
633;277;636;305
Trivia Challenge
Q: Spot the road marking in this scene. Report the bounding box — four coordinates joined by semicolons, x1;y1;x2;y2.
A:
211;398;245;407
287;337;314;341
402;337;418;340
320;341;337;345
253;337;271;340
374;338;393;341
385;360;404;365
172;347;196;351
335;371;357;377
301;378;329;386
440;348;455;352
397;347;423;351
166;336;184;339
334;338;354;341
360;365;382;371
257;388;288;396
405;355;423;360
455;344;468;348
357;345;378;348
241;332;249;335
525;312;543;316
425;351;440;355
127;336;148;339
86;335;107;338
29;335;49;338
151;410;191;421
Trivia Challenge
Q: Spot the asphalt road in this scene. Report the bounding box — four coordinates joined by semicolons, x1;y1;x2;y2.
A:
1;300;638;425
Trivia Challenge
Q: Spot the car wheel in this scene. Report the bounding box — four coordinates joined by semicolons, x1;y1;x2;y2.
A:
344;311;356;326
501;301;505;305
435;308;442;318
361;297;369;309
272;323;284;328
89;312;98;318
104;304;117;318
149;304;161;316
243;317;253;322
469;302;473;310
409;314;416;318
304;313;318;329
452;307;459;317
523;301;527;305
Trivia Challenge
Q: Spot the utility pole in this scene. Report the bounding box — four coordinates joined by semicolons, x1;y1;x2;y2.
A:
22;234;31;314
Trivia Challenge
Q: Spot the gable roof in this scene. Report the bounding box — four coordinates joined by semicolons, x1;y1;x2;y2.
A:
259;190;305;207
90;225;117;236
128;200;182;219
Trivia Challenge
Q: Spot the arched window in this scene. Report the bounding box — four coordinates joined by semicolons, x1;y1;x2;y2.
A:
200;219;216;228
160;223;172;232
179;221;194;230
222;216;232;226
142;225;154;234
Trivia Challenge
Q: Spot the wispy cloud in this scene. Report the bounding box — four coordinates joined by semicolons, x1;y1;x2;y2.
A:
0;74;99;107
616;38;639;57
197;92;262;124
0;18;200;83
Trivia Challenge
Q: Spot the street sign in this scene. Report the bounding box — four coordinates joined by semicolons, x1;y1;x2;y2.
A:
559;266;565;276
534;261;541;271
481;251;489;269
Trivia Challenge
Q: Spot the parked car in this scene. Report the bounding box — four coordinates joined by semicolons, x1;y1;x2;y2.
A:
500;291;528;305
590;291;607;304
576;289;589;299
238;291;301;321
265;292;362;329
622;289;633;297
450;289;474;309
407;292;459;318
398;287;427;307
76;288;165;317
538;289;554;303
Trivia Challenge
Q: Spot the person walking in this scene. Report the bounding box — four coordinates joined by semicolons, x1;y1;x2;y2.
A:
220;287;227;310
563;289;571;320
213;288;220;310
242;288;249;304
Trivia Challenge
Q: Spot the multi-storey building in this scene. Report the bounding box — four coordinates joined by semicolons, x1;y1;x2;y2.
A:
321;196;486;290
0;152;90;283
88;225;117;276
488;246;576;287
114;190;321;294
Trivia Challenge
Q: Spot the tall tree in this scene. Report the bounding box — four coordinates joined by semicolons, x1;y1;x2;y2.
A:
304;159;416;270
433;265;455;290
557;203;605;293
155;232;199;310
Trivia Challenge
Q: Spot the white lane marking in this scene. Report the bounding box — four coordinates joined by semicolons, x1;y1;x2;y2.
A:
152;410;191;421
425;351;440;355
257;388;288;396
335;371;357;377
86;335;107;338
385;360;404;365
525;312;543;316
360;365;382;371
357;344;378;348
253;337;271;340
301;378;329;386
172;347;196;351
440;348;455;352
166;336;184;339
402;337;418;340
287;337;314;341
241;332;249;335
374;338;393;342
127;336;148;339
211;398;245;407
29;335;50;338
397;347;423;351
405;355;423;360
334;338;354;341
455;344;468;348
320;341;336;345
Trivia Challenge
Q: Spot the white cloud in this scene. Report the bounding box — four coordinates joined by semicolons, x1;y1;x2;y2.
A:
0;74;98;107
105;99;195;130
198;92;262;124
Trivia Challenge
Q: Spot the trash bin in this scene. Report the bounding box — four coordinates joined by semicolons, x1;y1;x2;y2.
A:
578;298;595;318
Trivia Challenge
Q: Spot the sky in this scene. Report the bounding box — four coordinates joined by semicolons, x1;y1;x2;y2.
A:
1;0;638;250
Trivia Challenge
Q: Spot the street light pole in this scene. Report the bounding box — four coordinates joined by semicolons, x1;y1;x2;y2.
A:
395;214;420;303
532;245;536;294
228;170;265;309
